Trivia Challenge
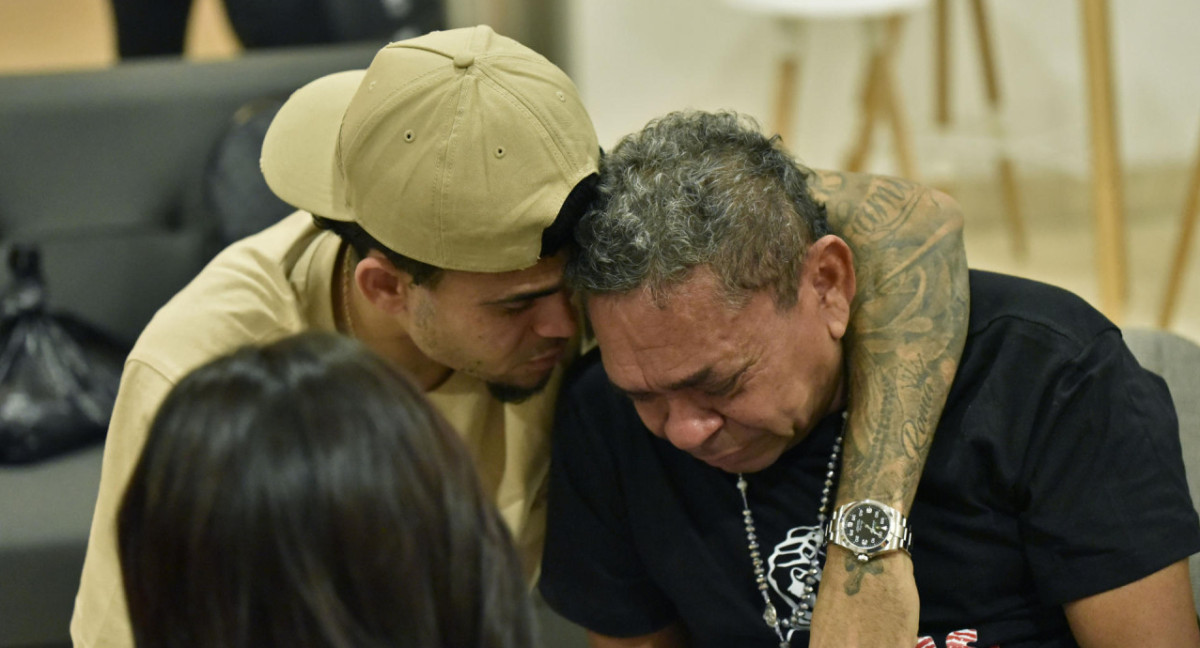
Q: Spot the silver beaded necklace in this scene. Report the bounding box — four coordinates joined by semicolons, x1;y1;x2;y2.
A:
735;411;846;647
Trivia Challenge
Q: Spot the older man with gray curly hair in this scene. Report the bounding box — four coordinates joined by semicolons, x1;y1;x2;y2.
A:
539;110;1200;648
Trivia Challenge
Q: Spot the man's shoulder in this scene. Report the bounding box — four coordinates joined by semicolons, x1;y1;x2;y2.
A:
128;215;328;382
967;270;1117;352
129;306;303;387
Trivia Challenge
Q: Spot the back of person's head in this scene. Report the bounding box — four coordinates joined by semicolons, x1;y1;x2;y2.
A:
118;332;533;648
567;110;830;309
262;25;600;279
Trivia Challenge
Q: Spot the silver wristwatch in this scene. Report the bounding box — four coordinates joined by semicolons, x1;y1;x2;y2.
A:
825;499;912;562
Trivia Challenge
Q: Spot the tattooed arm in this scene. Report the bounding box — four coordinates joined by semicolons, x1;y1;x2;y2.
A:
810;170;967;511
806;169;969;648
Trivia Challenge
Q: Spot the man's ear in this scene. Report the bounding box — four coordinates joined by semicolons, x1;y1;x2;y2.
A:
804;234;857;340
356;251;413;316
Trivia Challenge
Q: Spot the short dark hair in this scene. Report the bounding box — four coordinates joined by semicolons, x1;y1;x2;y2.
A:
313;172;598;284
312;215;446;286
118;332;533;648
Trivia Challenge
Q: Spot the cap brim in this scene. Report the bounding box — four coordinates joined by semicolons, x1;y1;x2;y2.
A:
260;69;367;220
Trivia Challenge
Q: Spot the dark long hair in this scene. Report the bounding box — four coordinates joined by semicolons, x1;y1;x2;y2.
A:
118;332;534;648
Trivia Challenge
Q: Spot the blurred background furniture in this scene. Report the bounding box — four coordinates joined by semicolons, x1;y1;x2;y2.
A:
1078;0;1127;323
0;42;378;648
0;449;104;648
724;0;928;179
933;0;1025;258
0;43;376;345
725;0;1128;323
109;0;443;59
1122;328;1200;614
933;0;1125;318
1159;122;1199;328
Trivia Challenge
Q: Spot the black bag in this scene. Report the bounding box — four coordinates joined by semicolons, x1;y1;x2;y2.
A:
0;245;129;464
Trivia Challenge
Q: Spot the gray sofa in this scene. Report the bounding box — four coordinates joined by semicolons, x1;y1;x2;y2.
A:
0;43;379;647
1123;328;1200;612
0;43;380;346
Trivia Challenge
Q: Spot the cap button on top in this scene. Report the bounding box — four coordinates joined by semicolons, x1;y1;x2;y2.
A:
453;53;476;69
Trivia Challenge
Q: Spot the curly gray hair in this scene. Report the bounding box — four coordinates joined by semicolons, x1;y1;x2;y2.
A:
567;110;830;309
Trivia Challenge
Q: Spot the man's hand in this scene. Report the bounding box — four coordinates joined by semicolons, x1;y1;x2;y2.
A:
810;546;919;648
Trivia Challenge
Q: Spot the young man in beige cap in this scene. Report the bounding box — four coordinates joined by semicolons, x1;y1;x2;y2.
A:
72;26;967;648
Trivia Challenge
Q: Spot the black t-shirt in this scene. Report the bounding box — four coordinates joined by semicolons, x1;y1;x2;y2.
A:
539;271;1200;648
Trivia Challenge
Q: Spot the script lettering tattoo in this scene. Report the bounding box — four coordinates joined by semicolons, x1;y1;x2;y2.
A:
809;170;969;589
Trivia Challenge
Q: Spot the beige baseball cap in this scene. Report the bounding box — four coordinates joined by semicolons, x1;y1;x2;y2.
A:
261;25;600;273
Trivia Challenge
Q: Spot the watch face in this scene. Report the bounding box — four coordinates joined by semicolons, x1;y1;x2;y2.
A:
841;502;891;550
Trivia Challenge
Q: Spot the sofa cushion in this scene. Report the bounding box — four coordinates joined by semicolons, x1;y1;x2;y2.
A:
0;42;379;345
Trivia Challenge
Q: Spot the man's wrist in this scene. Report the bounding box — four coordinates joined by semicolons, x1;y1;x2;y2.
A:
834;493;910;513
825;543;913;566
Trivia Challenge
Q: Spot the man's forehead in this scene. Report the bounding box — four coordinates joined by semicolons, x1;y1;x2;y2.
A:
601;337;746;397
591;290;745;386
589;280;730;337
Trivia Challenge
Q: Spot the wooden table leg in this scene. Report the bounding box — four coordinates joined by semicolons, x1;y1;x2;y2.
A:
1081;0;1127;322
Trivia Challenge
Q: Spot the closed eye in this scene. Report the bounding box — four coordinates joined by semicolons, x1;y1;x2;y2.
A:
702;376;741;398
700;367;748;399
497;300;535;314
613;385;658;404
624;391;656;404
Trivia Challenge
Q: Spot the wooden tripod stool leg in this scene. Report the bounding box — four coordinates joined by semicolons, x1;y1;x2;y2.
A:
770;20;803;149
935;0;951;127
929;0;962;196
1159;127;1200;328
879;16;918;180
843;51;883;172
844;18;901;174
1081;0;1127;321
971;0;1026;258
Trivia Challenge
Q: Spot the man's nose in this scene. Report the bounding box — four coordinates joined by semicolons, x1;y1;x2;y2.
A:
660;397;723;452
532;291;578;339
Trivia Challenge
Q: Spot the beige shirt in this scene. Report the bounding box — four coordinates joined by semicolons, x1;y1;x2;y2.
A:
70;212;561;648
